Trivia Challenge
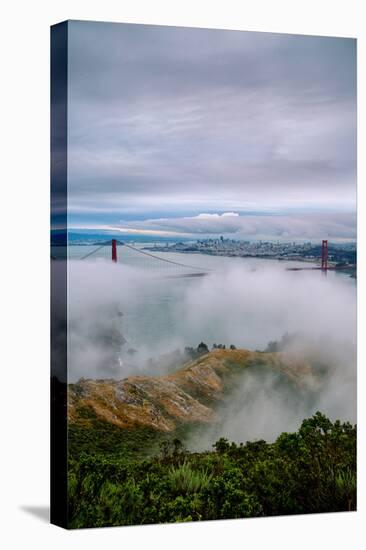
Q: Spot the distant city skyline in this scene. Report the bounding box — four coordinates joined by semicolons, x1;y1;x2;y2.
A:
67;21;356;241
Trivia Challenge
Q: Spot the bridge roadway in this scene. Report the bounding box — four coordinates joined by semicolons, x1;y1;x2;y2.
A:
286;265;355;271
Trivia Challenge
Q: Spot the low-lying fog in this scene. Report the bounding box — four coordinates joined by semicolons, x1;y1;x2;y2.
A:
67;257;356;443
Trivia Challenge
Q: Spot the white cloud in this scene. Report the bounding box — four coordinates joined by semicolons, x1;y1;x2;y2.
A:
111;211;356;241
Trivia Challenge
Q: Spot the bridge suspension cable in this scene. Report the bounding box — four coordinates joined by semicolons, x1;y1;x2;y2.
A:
76;239;211;275
120;241;210;272
79;241;112;260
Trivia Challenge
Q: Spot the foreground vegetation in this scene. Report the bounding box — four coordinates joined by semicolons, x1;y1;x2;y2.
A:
68;412;356;528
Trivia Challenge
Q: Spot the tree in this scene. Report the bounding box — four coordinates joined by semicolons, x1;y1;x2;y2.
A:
197;342;209;355
159;440;172;460
213;437;230;454
172;438;185;457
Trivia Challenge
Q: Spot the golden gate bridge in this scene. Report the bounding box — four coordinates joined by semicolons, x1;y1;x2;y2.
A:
51;238;354;276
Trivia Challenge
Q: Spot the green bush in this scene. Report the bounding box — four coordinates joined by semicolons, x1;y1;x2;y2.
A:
67;412;356;528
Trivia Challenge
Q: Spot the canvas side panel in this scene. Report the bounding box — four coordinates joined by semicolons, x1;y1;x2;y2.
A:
50;20;68;529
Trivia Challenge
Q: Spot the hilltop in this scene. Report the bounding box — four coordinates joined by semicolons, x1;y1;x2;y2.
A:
68;348;317;434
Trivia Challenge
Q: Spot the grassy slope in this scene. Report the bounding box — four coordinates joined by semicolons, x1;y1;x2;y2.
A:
68;348;316;460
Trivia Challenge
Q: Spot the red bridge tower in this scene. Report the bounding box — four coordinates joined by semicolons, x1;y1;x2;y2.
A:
112;239;117;262
321;239;328;270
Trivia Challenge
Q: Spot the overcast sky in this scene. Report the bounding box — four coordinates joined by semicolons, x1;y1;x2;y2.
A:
67;20;356;240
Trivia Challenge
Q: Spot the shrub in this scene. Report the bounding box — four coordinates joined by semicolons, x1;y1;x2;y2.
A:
168;461;212;495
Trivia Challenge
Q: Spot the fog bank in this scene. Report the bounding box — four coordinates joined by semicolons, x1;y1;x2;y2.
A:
67;257;356;442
